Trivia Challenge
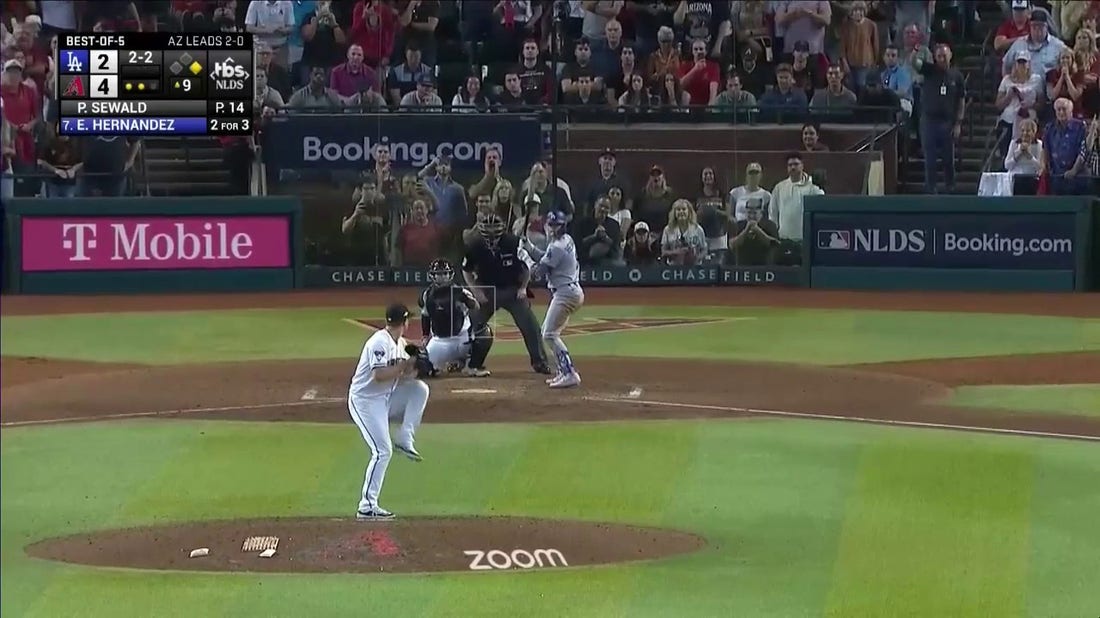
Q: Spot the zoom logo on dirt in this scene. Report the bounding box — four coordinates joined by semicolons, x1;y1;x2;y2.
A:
942;233;1072;257
463;548;569;570
302;137;503;167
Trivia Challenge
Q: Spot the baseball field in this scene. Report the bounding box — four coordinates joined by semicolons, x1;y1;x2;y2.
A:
2;288;1098;617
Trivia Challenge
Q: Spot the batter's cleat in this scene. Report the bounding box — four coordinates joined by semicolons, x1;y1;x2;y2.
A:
356;507;395;521
463;366;491;377
545;372;562;385
532;362;553;375
548;372;581;389
395;443;423;462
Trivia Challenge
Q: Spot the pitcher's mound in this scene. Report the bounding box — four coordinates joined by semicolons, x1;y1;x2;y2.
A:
26;516;707;574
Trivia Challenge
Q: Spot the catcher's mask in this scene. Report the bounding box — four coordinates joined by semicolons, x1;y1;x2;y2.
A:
476;211;506;248
427;258;454;285
544;210;570;237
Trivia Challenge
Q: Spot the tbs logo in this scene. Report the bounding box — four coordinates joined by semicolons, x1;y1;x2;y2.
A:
210;55;248;91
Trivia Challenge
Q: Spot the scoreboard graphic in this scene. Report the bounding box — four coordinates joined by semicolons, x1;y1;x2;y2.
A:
57;33;253;137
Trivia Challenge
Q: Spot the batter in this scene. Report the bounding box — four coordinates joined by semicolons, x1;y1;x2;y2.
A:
523;210;585;388
417;258;495;377
347;303;429;521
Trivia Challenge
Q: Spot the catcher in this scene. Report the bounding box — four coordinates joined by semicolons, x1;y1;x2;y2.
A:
412;258;495;378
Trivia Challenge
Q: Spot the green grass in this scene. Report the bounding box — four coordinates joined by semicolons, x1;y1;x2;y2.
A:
950;384;1100;418
2;306;1097;365
4;419;1098;617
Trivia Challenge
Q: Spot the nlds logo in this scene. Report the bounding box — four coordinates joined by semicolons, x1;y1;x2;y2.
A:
211;55;248;91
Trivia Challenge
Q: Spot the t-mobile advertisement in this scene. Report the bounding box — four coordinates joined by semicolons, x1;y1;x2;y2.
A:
809;212;1078;270
21;216;292;271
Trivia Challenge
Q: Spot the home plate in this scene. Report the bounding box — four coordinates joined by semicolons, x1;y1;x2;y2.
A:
451;389;498;394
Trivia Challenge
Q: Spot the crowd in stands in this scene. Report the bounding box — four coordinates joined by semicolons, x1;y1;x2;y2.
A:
3;1;1098;263
992;0;1100;195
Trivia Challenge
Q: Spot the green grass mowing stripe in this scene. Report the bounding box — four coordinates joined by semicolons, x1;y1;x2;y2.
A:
1025;444;1100;617
823;436;1035;617
951;384;1100;418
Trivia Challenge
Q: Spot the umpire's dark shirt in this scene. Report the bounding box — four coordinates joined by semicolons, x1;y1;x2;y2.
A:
462;233;526;288
918;62;966;122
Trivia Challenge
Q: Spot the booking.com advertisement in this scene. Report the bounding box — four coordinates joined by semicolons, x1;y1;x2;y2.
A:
21;216;292;271
809;212;1078;270
261;113;543;171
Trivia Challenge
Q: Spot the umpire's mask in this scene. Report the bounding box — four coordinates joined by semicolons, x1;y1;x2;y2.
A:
476;211;506;249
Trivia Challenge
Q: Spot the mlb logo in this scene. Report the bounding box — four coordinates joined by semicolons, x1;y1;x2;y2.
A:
817;230;851;250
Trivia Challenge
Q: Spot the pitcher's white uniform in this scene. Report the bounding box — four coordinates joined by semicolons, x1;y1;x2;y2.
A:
526;231;584;385
348;329;429;514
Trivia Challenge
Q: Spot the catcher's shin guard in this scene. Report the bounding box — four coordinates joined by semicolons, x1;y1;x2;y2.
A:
468;323;494;368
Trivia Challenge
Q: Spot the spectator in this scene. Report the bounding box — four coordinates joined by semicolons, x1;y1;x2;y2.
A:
287;0;314;74
1004;117;1044;194
730;0;771;60
583;0;623;42
301;0;346;84
245;0;295;67
80;135;139;197
451;74;491;112
330;44;378;102
395;197;445;266
776;1;831;61
728;197;779;266
712;73;757;114
1054;0;1097;40
400;74;443;109
635;164;676;233
256;42;293;100
564;71;604;114
801;123;830;151
606;45;640;103
737;47;773;98
254;67;285;112
467;146;502;200
646;26;681;80
0;59;38;197
592;18;628;79
915;44;966;194
491;0;536;64
994;0;1032;56
1043;97;1087;194
695;166;728;262
729;162;772;222
678;38;720;105
585;148;631;215
996;51;1044;150
810;65;858;108
418;154;467;230
839;1;879;92
511;193;547;252
562;37;602;96
901;23;933;89
288;66;343;109
1071;28;1100;118
1003;11;1067;78
496;70;527;107
10;23;47;94
1068;116;1100;194
655;71;690;109
791;40;824;99
660;199;708;265
37;126;81;197
769;152;823;253
517;38;551;104
386;42;433;106
1;114;12;199
624;221;660;265
350;0;398;68
607;185;632;235
492;178;518;224
674;0;726;51
84;1;141;32
394;0;440;66
1046;49;1084;116
575;195;622;266
759;63;810;112
522;161;573;215
857;70;903;121
342;173;388;264
893;0;933;42
881;44;914;113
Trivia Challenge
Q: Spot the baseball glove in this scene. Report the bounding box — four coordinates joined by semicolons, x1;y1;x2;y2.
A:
405;344;437;377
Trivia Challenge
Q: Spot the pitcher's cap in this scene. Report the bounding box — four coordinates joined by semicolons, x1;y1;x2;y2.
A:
385;303;411;325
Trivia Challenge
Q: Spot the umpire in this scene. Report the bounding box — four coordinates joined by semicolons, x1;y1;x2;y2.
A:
461;210;551;374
